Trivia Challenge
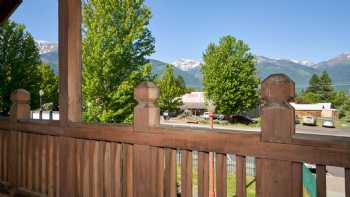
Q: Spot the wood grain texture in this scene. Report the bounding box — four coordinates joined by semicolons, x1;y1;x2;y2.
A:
133;145;152;196
21;133;27;188
27;134;33;190
8;131;18;189
256;158;293;197
316;164;326;197
59;0;82;124
0;132;4;181
181;150;192;197
122;144;133;197
291;162;303;197
113;143;122;197
0;0;22;24
75;139;83;197
236;155;246;197
215;153;227;197
346;168;350;197
62;125;350;168
164;148;176;197
82;140;90;197
59;137;76;197
198;152;209;197
8;119;350;168
0;120;11;131
34;134;40;192
3;132;8;183
47;136;56;197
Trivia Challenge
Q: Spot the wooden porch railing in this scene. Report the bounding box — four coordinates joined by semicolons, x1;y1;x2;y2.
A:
0;74;349;197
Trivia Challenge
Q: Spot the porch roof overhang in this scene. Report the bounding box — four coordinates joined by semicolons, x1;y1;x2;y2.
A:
0;0;22;25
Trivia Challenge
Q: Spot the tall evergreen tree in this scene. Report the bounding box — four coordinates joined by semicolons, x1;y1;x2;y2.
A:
319;71;334;101
157;65;185;113
306;74;321;94
201;35;260;115
82;0;155;123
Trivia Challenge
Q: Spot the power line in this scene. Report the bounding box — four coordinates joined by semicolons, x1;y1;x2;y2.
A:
296;83;350;88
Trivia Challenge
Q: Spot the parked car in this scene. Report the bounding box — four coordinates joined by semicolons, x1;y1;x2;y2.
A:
163;111;177;120
224;114;256;125
322;118;335;128
200;112;225;120
302;116;317;126
200;112;210;119
216;114;225;120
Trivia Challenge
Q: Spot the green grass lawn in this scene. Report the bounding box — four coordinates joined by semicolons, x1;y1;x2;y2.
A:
335;118;350;128
176;166;256;197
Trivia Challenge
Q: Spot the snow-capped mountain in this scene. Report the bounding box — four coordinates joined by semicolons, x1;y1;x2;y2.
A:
35;40;58;54
33;39;350;91
314;52;350;68
173;58;201;71
291;60;314;67
257;56;314;67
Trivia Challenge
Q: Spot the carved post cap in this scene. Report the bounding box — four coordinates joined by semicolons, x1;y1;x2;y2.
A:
10;89;30;104
10;89;31;121
261;74;295;143
262;74;295;103
134;82;160;103
134;82;160;132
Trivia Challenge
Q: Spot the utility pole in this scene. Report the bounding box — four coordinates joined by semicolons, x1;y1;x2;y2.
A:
208;102;216;197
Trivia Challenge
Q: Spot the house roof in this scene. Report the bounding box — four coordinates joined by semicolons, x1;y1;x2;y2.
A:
290;103;333;111
181;92;205;103
181;92;206;109
0;0;22;25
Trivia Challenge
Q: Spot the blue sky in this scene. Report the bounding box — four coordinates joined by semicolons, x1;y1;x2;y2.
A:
11;0;350;63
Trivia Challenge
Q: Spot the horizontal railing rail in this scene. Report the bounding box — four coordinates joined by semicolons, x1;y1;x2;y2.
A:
0;75;349;196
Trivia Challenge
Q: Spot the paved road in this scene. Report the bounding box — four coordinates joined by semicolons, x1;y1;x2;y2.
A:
161;121;350;137
296;125;350;137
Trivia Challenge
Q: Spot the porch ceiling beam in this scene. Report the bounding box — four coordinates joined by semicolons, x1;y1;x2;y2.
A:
0;0;22;25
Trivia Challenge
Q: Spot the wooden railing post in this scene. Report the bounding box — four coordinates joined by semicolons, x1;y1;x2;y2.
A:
10;89;31;122
256;74;302;197
9;89;30;194
134;82;160;131
133;82;163;197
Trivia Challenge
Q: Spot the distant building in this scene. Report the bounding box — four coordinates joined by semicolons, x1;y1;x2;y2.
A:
181;92;206;115
290;103;338;119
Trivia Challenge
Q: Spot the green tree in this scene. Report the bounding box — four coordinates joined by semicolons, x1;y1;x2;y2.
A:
295;92;321;104
319;71;334;102
331;91;348;109
157;65;185;113
298;71;335;103
201;35;260;115
37;64;59;108
82;0;155;123
0;21;42;115
306;74;321;94
339;97;350;120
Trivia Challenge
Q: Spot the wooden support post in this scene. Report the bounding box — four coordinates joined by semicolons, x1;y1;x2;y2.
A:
58;0;81;196
133;82;162;197
9;89;30;194
256;74;302;197
59;0;82;125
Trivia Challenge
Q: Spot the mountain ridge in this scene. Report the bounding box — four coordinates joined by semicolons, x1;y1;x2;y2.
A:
35;41;350;91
